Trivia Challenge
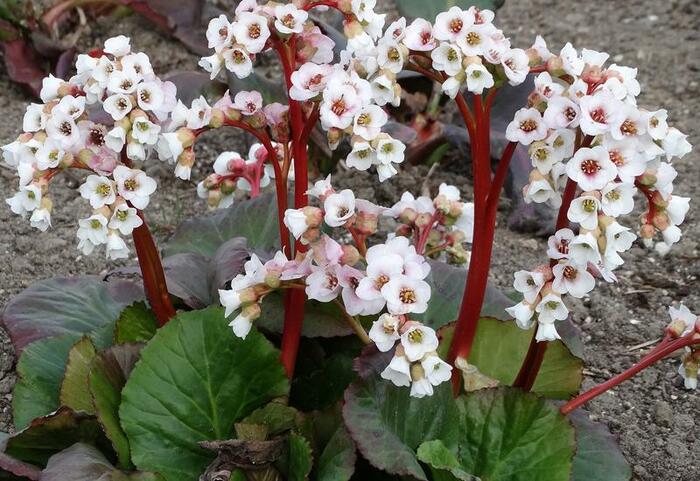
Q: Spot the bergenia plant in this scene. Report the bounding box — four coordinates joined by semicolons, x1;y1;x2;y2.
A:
0;1;696;481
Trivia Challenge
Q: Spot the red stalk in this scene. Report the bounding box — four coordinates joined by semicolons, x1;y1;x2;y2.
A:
560;336;695;414
132;211;176;327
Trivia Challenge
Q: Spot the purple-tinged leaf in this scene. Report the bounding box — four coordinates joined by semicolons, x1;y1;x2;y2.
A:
164;71;228;105
2;276;143;355
209;237;251;298
162;253;213;309
569;410;632;481
2;38;45;97
0;433;41;481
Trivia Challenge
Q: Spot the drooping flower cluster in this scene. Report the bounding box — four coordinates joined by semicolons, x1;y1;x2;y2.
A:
3;36;176;259
504;40;692;342
218;177;477;397
667;305;699;390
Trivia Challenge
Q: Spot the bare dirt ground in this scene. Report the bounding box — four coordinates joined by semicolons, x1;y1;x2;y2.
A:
0;1;698;480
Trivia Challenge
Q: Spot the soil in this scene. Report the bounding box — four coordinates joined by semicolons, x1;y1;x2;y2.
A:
0;1;698;480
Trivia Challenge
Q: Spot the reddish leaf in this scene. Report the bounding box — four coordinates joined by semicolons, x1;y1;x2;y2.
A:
2;38;45;96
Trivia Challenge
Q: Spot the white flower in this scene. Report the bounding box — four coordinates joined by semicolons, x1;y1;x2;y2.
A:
678;354;698;390
535;294;568;340
323;189;356;227
410;377;434;398
668;305;697;337
23;103;46;132
136;81;165;112
501;48;529;85
381;354;411;387
40;75;64;103
223;45;253;78
284;208;309;239
566;146;617;191
433;6;474;42
353;105;388;141
103;94;133;121
506;108;548;145
662;127;692;161
356;254;403;302
6;184;42;215
290;62;332;101
465;63;494;95
403;18;436;51
382;275;431;315
77;214;109;246
305;265;341;302
601;182;636;217
206;15;232;51
274;4;308;34
370;74;399;106
559;43;584;76
547;228;574;260
346;141;376;170
105;126;126;153
457;23;491;57
156;132;185;163
229;310;254;339
79;175;116;209
454;202;475;243
104;35;131;57
108;204;143;235
231;12;270;54
126;141;146;161
568;232;602;266
543;96;580;129
579;93;622;136
552;261;595;298
107;68;141;95
306;174;333;199
131;116;161;145
186;96;212;129
106;231;129;260
524;178;560;206
441;77;461;99
376;136;405;165
232;90;263;115
320;84;360;130
602;137;645;183
667;195;690;226
400;324;439;361
35;140;65;170
421;354;452;386
604;222;636;269
431;43;463;76
513;270;545;304
609;104;646;141
112;166;157;210
30;207;51;231
46;113;81;150
646;109;669;140
377;41;405;74
506;301;535;329
567;195;600;230
368;313;401;352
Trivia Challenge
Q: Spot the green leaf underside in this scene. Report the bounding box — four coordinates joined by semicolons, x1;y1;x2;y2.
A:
316;425;356;481
89;343;144;469
120;307;289;481
163;192;281;257
41;443;164;481
342;367;458;481
59;337;98;415
4;408;101;467
439;318;583;399
113;302;158;344
288;433;313;481
569;411;632;481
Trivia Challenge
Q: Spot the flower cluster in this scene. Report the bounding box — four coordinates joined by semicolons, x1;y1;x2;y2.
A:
504;40;692;343
217;177;476;397
667;305;699;390
3;36;176;259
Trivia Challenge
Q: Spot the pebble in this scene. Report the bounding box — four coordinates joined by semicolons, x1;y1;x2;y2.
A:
653;401;673;427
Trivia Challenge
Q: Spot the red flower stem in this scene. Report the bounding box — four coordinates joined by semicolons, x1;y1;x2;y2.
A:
275;38;310;378
513;133;594;390
560;335;696;415
132;211;176;327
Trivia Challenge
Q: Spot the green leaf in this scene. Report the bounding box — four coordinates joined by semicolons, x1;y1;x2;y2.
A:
416;261;513;329
257;292;353;338
59;337;98;414
89;343;144;469
41;443;164;481
291;344;356;411
2;276;142;354
416;440;475;481
438;318;583;399
569;411;632;481
113;302;158;344
455;388;574;481
4;408;101;467
316;425;356;481
120;307;289;481
342;350;458;481
396;0;506;21
164;193;282;257
242;402;299;436
288;433;313;481
12;335;80;431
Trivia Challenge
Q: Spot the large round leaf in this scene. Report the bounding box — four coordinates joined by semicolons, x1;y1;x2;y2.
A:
120;307;289;481
417;388;575;481
257;293;353;338
2;276;142;354
439;318;583;399
569;411;632;481
164;193;282;257
342;349;458;481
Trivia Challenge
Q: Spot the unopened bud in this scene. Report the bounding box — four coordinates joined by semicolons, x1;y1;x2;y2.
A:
340;245;361;266
639;223;655;240
220;178;237;195
59;152;74;169
533;264;553;282
246;111;267;129
94;205;111;219
399;208;417;225
128;108;148;122
396;224;413;237
302;206;324;228
225;107;242;122
337;0;353;14
301;227;321;245
241;302;262;321
652;212;670;231
355;211;379;235
434;195;451;215
638;170;657;186
414;213;433;229
666;318;688;338
546;56;565;76
651;191;668;209
207;189;223;208
343;19;364;38
177;148;196;168
209;108;225;128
